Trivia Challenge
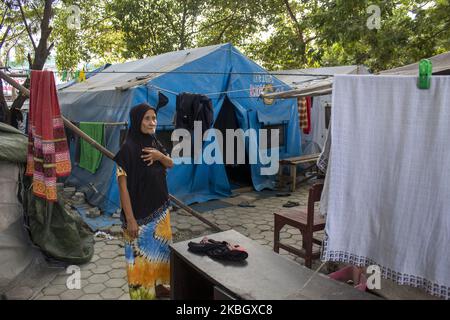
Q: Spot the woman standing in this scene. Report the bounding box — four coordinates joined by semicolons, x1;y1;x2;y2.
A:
114;103;174;300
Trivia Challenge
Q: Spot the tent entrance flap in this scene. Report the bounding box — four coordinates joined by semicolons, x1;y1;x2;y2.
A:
214;96;252;189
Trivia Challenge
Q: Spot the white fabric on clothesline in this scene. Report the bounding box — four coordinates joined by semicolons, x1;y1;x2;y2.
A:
317;122;331;217
302;95;330;154
322;75;450;299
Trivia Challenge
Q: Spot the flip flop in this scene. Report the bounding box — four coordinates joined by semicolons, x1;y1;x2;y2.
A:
188;237;225;254
276;192;292;197
282;201;300;208
188;237;248;261
238;201;256;208
225;243;249;261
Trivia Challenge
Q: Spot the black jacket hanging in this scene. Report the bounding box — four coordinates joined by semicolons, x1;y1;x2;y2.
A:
175;92;213;134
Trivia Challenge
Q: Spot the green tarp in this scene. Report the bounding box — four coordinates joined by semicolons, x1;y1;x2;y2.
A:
0;122;94;265
23;178;94;265
0;122;27;163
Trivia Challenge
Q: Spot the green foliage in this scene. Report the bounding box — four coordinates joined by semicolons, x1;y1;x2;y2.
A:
8;0;450;73
52;0;126;71
303;0;450;71
195;0;281;47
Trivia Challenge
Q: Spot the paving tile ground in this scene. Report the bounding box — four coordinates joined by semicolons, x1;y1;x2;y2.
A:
33;181;438;300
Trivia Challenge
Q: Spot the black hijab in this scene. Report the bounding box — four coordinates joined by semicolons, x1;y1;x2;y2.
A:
114;103;169;226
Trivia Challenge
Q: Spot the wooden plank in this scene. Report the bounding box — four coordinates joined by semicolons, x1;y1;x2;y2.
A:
170;230;379;300
280;157;320;166
279;153;320;165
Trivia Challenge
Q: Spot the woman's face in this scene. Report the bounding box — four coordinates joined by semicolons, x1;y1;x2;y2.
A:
140;109;157;134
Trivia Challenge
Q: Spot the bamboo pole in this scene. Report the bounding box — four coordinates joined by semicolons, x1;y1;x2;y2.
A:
0;70;221;232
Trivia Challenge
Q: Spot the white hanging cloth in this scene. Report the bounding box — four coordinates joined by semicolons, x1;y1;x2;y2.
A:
323;75;450;300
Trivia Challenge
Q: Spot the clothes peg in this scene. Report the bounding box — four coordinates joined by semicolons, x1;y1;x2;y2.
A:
79;69;86;82
418;59;432;89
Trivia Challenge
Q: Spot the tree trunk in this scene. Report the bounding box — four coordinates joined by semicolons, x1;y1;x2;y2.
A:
179;0;187;50
12;0;54;110
282;0;307;64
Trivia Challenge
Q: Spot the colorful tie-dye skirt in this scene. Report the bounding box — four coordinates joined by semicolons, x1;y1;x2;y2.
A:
123;208;172;300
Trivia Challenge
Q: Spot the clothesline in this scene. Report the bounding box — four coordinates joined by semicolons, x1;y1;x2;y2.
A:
6;67;335;78
80;121;127;126
6;70;318;101
68;120;128;126
149;83;289;98
104;122;127;126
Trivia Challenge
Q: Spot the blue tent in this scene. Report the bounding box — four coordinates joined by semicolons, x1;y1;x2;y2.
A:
58;43;301;214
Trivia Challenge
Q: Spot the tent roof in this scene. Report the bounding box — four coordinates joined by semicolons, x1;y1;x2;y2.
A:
57;63;111;91
379;51;450;75
266;65;369;99
272;65;368;87
60;44;226;92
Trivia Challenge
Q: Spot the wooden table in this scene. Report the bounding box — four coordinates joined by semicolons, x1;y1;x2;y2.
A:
278;153;321;192
170;230;379;300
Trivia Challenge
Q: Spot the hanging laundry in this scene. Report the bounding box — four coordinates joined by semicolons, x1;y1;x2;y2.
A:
317;121;331;217
174;93;213;160
25;70;71;201
323;75;450;300
298;97;307;130
65;123;81;165
302;96;312;134
175;92;213;134
317;121;331;175
78;122;104;174
74;70;80;82
78;69;86;82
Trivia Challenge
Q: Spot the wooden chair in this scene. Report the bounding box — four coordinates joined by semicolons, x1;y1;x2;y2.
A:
273;183;325;268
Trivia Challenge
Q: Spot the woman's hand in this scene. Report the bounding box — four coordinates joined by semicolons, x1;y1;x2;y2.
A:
141;147;163;166
126;217;139;239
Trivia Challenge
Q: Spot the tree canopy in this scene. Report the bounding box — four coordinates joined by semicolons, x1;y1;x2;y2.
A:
2;0;450;74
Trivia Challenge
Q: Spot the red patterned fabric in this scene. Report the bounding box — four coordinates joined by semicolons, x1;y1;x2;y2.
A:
25;70;71;201
298;97;308;130
302;96;312;134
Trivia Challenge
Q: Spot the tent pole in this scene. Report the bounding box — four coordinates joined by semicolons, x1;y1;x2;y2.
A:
0;70;222;232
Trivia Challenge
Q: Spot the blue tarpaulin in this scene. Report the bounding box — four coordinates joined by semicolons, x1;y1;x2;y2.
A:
58;43;301;214
74;204;121;232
